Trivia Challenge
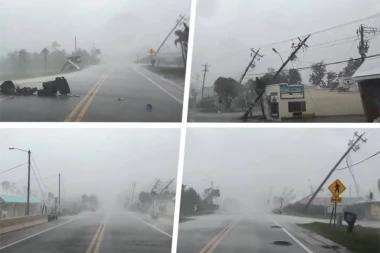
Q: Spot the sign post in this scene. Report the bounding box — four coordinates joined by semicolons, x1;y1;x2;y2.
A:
328;179;346;227
41;48;50;74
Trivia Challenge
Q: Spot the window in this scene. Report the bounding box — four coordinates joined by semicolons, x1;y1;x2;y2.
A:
288;101;306;112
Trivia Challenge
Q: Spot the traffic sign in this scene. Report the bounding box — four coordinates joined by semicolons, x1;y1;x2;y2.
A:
330;196;342;203
148;48;155;56
41;48;49;55
328;179;346;197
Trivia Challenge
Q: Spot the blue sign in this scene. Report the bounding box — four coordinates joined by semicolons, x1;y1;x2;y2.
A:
146;104;153;112
280;85;304;94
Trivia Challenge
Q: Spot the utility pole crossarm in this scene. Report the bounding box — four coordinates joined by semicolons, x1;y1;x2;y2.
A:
239;48;261;85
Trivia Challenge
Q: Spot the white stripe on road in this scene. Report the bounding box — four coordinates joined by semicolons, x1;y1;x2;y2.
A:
0;95;14;102
266;215;314;253
0;219;77;251
132;68;183;104
133;216;172;238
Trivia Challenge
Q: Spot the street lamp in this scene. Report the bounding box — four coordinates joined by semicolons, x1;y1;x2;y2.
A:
272;48;284;64
9;147;31;216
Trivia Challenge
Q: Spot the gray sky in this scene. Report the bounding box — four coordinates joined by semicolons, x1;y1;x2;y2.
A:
0;128;180;203
0;0;190;59
191;0;380;89
184;128;380;206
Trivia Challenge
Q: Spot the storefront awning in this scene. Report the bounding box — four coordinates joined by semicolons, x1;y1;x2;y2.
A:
353;57;380;81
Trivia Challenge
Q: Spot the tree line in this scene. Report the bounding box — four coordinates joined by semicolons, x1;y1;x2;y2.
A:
0;41;101;73
209;57;362;102
180;184;220;216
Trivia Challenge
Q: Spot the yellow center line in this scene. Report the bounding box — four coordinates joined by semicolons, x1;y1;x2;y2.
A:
74;75;108;122
64;75;105;122
85;215;108;253
206;220;239;253
199;219;237;253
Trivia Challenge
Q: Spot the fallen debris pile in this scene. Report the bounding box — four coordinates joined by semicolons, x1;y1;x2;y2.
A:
0;77;71;97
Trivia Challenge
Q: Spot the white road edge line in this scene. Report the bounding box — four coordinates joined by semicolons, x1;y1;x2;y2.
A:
132;68;183;104
266;215;314;253
133;216;172;238
0;95;14;102
0;219;77;251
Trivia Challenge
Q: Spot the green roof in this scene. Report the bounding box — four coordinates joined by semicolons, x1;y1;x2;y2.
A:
0;195;40;204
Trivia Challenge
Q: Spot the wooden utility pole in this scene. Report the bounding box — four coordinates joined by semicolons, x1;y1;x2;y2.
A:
241;35;311;122
155;15;185;57
303;132;366;213
58;173;61;215
132;181;136;204
201;63;210;99
357;24;377;62
239;48;262;85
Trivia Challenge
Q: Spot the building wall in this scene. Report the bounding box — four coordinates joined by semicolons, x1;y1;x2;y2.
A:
265;85;364;120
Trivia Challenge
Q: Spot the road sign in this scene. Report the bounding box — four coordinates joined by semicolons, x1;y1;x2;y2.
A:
148;48;155;56
328;179;346;197
41;48;49;55
331;196;342;203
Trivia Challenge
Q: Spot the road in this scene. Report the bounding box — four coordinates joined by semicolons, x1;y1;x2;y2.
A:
0;211;173;253
0;65;184;122
177;212;351;253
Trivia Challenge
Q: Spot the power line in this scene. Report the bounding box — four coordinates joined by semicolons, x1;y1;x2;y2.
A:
0;162;28;174
245;53;380;77
31;155;47;190
336;150;380;171
255;12;380;49
30;164;45;204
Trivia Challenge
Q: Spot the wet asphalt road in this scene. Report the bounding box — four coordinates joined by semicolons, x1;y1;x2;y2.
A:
177;212;348;253
0;212;173;253
0;65;184;122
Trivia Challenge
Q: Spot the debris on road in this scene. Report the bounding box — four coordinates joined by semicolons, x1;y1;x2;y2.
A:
146;104;153;111
117;98;125;101
1;77;74;97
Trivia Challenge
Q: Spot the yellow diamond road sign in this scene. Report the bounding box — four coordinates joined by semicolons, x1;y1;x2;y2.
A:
331;196;342;203
328;179;346;197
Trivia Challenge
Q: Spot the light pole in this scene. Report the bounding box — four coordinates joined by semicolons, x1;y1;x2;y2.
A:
272;48;284;64
9;147;31;216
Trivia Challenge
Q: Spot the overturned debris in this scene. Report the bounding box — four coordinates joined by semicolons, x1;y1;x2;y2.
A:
1;77;71;97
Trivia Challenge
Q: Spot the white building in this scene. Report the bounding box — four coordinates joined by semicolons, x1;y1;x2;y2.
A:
263;83;364;121
352;57;380;122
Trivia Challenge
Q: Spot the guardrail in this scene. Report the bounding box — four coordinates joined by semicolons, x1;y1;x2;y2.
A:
0;214;48;235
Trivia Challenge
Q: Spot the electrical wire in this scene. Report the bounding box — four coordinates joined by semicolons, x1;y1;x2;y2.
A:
245;53;380;77
255;12;380;48
31;164;45;204
0;162;28;174
31;155;47;190
335;150;380;171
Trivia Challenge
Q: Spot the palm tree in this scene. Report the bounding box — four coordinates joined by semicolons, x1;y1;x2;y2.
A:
174;23;189;67
1;181;11;192
51;41;61;51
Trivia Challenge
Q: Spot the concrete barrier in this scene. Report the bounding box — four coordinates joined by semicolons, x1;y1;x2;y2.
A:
0;214;48;235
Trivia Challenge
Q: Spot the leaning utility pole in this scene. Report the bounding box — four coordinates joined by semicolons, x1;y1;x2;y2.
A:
303;132;367;213
241;35;311;122
201;63;210;99
238;48;263;85
131;181;136;204
75;37;77;53
160;178;175;194
155;15;185;57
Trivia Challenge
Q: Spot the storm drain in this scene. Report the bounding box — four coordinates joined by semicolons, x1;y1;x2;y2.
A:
322;245;341;250
273;241;292;246
271;225;282;228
